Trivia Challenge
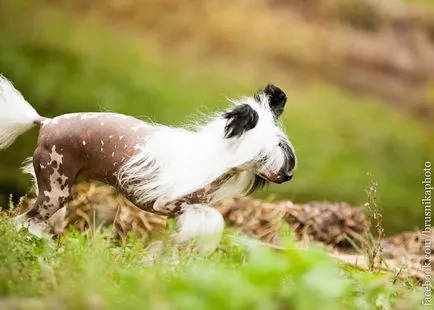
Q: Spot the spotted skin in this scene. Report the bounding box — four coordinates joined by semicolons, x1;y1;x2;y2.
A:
24;113;146;225
24;112;231;233
26;145;74;221
152;171;236;216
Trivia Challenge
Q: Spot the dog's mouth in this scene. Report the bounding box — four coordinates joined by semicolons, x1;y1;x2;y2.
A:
258;171;293;184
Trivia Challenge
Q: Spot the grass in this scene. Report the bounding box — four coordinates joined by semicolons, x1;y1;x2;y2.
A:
0;212;425;310
0;155;427;309
0;1;433;233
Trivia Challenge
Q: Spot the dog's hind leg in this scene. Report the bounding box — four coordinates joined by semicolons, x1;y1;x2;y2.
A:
21;146;79;237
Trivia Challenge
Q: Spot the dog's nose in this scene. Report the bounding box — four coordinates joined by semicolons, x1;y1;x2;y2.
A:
286;172;293;181
283;171;293;181
276;171;293;183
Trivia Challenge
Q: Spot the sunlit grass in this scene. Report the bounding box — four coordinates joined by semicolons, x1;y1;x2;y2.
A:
0;215;424;310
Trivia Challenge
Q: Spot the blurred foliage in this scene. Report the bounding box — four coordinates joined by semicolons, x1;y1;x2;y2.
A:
47;0;434;121
0;217;425;310
0;1;433;233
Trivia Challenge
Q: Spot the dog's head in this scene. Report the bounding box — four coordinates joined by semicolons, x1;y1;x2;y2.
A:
223;84;296;185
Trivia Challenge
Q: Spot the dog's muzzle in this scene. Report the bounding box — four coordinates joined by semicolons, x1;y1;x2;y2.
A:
258;141;296;184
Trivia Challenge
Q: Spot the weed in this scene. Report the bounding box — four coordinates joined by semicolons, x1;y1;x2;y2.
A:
363;173;385;273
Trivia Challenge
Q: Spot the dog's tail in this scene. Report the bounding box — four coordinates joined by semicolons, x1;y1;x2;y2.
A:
0;76;42;149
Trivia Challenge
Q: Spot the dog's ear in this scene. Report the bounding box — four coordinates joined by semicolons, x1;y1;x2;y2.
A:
223;104;259;138
263;84;287;118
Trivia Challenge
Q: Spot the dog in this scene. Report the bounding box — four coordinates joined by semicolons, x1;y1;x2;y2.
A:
0;76;296;251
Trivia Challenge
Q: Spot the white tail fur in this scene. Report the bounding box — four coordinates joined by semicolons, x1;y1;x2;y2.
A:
174;204;224;253
0;76;39;149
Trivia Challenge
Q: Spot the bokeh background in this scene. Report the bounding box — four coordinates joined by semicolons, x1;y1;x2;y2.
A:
0;0;433;234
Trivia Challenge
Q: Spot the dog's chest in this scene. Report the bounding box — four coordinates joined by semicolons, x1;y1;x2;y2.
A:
180;172;236;204
159;170;249;216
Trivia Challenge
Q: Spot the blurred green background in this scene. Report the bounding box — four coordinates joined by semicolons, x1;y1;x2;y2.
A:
0;0;433;233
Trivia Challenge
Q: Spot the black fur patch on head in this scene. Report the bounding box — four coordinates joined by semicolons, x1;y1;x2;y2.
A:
223;104;259;138
255;84;287;118
247;175;269;195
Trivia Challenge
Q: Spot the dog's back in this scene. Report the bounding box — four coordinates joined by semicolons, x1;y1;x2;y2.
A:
36;112;152;184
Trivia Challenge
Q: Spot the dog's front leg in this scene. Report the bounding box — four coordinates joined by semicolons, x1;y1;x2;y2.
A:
173;204;224;253
152;197;224;252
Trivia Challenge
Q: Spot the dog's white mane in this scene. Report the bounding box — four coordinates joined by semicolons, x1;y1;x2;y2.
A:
117;94;290;205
